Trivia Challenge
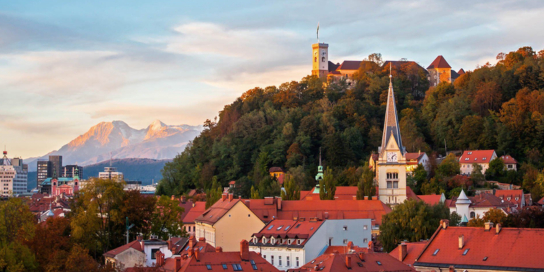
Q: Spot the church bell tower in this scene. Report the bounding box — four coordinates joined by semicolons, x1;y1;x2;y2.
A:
377;65;408;205
312;43;328;79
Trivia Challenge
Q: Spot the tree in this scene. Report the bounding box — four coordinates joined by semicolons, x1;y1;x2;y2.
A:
357;163;374;200
450;212;461;226
486;158;505;181
250;185;260;199
26;217;72;271
504;208;544;228
408;164;428;194
206;177;223;209
120;190;157;240
281;176;301;200
467;214;485;227
319;168;336;200
64;244;101;272
470;163;485;185
482;208;507;225
436;153;460;178
151;196;185;240
0;198;38;272
70;178;125;256
379;200;450;252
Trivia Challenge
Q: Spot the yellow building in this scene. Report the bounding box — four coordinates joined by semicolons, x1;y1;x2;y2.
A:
195;194;265;252
427;55;453;86
312;43;329;79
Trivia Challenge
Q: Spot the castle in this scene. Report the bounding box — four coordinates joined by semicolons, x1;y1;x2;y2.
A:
311;42;465;86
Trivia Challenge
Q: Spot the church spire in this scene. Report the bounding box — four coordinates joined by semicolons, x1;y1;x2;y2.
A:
380;63;404;156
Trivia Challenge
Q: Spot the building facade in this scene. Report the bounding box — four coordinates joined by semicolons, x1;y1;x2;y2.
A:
459;150;497;175
37;160;52;190
49;155;63;178
312;43;329;79
1;150;28;196
62;165;83;178
99;166;124;181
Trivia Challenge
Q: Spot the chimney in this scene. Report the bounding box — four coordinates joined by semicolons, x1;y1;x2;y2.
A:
216;247;223;252
358;252;365;261
228;194;234;201
194;248;200;261
140;240;145;251
458;235;464;249
199;237;206;242
314;265;319;270
240;240;249;261
347;241;354;252
399;243;407;261
156;251;164;267
222;194;227;201
189;235;196;249
484;222;494;231
449;265;455;272
181;196;187;203
496;223;502;234
368;241;374;252
245;200;250;209
175;257;182;271
168;239;172;251
277;198;282;210
353;196;357;200
345;256;352;269
136;235;143;242
188;247;194;257
441;219;449;229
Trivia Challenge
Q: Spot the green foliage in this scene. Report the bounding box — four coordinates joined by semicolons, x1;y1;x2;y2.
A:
467;214;485;227
450;212;461;226
157;46;544;198
206;177;223;209
319;168;336;200
357;163;374;200
486;158;505;180
467;208;507;227
379;200;450;252
281;176;301;200
151;196;185;240
436;154;460;178
408;164;428;194
470;163;486;185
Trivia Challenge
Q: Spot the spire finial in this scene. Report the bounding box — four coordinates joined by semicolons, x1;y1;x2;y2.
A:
319;147;322;166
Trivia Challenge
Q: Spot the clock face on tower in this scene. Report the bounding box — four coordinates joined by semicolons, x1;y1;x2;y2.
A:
387;152;398;162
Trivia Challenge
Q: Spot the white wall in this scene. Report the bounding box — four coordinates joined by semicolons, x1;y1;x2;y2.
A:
143;243;171;267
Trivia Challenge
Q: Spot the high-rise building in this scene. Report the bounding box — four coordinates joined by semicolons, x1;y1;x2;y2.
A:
99;167;123;181
62;165;83;179
0;150;28;196
49;155;63;178
37;160;52;189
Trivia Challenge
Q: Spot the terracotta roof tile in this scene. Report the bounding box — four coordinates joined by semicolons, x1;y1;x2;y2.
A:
180;251;278;272
417;194;442;206
415;226;544;270
103;239;143;258
338;60;364;70
183;202;206;224
390;241;427;266
292;251;415;272
251;219;324;246
500;155;518;164
427;56;452;69
459;150;496;164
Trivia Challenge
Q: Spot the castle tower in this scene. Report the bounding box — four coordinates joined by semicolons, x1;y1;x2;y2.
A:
378;65;408;205
455;189;471;222
313;148;324;194
312;43;329;79
427;55;452;86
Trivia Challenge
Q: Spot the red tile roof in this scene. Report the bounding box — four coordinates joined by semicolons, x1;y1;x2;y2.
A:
291;251;415;272
427;56;452;69
500;155;518;164
338;60;364;70
195;196;241;225
494;190;524;207
390;241;427;266
459;150;496;164
414;225;544;270
251;219;324;246
269;167;284;173
301;186;358;200
406;187;420;201
458;68;465;75
182;202;206;224
103;239;143;258
446;192;514;209
405;152;425;165
324;244;368;254
538;197;544;205
277;199;391;226
417;194;442;206
180;251;278;272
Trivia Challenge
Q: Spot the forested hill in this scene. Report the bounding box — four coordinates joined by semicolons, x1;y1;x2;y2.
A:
157;47;544;198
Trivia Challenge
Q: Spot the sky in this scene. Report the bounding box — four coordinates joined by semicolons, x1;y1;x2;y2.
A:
1;0;544;158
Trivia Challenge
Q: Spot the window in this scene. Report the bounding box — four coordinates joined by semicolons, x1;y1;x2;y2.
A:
206;264;212;270
463;249;470;255
376;261;382;265
387;181;392;188
363;225;367;230
470;212;475;218
432;249;439;256
296;257;299;267
343;239;348;244
483;257;488;261
277;225;283;230
279;256;282;266
343;226;348;231
267;225;274;230
151;249;160;260
250;260;257;270
232;264;243;271
295;224;301;228
363;238;368;243
393;181;399;188
285;225;290;231
468;152;472;155
287;256;290;267
222;263;228;269
271;255;274;265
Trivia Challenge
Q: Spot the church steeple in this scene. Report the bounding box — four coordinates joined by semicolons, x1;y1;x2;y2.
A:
380;63;404;156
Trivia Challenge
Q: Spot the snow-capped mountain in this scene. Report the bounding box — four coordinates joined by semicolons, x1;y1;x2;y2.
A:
25;120;203;171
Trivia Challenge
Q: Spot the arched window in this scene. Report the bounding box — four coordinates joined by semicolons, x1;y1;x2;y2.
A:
470;212;475;218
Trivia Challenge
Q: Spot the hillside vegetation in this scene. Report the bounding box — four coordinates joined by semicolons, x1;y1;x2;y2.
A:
158;47;544;200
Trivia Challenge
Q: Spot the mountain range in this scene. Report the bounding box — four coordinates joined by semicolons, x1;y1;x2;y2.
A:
25;120;203;171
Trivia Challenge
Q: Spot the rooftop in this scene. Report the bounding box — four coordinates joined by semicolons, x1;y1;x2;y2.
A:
459;150;496;164
427;55;452;69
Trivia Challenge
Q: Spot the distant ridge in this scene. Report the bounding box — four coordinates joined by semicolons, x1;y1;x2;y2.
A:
25;120;203;171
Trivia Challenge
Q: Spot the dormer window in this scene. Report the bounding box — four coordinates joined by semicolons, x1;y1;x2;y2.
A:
465;158;469;161
262;237;267;244
271;237;275;244
253;237;258;244
468;152;472;155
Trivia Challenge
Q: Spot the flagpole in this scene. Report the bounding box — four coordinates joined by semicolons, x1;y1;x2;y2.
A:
317;22;319;44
